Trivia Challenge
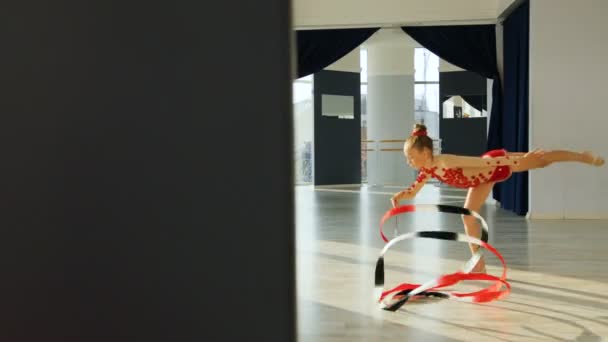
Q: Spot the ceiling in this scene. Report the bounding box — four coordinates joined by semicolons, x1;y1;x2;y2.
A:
360;27;419;48
293;0;518;29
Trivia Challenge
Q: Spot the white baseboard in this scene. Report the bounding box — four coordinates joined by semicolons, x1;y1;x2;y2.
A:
527;212;608;220
563;213;608;220
313;184;361;189
527;213;563;220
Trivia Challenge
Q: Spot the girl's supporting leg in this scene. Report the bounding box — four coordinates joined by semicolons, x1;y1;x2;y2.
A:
462;181;495;273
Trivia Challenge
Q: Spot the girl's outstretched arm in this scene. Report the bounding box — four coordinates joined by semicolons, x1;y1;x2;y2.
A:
391;171;430;207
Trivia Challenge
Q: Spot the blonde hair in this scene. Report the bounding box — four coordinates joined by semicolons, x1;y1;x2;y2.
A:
405;124;433;152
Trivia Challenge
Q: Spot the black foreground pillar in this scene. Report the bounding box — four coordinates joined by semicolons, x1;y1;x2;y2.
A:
0;1;295;341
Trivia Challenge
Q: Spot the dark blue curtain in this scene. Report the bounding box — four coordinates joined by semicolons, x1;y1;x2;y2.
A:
296;28;379;78
402;26;499;79
401;26;503;164
492;0;530;215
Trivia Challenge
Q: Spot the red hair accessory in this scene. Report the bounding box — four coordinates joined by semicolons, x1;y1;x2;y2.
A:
411;129;427;137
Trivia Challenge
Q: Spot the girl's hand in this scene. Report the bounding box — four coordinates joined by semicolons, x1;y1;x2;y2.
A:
391;191;409;208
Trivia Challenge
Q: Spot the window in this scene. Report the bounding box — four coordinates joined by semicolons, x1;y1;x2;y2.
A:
293;75;313;184
414;48;440;139
414;48;439;82
360;48;368;182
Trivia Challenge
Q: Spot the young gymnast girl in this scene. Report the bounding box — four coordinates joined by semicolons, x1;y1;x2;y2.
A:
391;124;605;273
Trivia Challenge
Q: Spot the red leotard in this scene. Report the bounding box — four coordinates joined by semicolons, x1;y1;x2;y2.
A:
419;149;512;189
481;149;512;183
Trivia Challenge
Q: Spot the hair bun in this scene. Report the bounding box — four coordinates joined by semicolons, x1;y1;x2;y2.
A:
412;123;428;137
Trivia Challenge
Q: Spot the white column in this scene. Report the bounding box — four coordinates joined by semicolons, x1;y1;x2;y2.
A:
365;29;416;186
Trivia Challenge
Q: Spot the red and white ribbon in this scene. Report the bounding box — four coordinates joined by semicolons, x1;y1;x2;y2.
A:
375;204;511;311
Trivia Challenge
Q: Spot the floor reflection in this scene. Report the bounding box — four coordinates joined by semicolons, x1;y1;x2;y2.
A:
296;184;608;341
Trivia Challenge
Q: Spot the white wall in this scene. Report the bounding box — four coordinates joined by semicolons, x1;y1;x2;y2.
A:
487;79;493;133
529;0;608;219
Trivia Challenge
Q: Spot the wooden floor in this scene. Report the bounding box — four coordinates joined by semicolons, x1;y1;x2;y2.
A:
296;184;608;341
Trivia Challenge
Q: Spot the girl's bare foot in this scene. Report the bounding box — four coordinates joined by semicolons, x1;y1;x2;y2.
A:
582;151;605;166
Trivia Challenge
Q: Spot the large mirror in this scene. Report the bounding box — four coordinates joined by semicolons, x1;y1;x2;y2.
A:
321;94;355;119
442;95;487;118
